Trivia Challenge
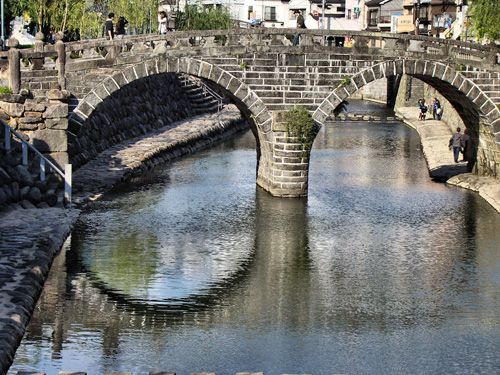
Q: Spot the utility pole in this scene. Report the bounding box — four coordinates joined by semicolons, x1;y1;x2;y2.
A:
322;0;325;29
414;0;420;35
1;0;4;49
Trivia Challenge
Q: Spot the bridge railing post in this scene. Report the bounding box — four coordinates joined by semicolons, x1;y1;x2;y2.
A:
31;31;45;70
56;38;66;90
7;38;20;94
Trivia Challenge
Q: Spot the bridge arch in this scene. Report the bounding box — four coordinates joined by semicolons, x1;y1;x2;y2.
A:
69;55;500;198
69;56;275;187
313;59;500;177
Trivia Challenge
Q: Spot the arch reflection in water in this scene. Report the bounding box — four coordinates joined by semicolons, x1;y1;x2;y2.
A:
9;103;500;375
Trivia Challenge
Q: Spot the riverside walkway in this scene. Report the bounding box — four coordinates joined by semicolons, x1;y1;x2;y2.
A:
0;106;499;375
396;107;500;210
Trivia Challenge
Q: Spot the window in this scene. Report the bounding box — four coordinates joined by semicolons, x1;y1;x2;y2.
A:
369;9;378;26
347;9;352;19
248;6;253;20
264;6;276;21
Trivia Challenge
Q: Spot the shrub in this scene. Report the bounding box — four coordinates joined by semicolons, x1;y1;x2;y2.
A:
0;86;13;94
283;106;316;156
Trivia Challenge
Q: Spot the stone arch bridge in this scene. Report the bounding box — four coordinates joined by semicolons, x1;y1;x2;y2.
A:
5;28;500;197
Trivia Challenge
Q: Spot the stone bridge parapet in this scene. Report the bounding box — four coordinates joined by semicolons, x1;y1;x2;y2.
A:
1;29;500;197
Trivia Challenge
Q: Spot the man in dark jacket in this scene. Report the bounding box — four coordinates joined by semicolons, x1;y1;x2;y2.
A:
293;10;306;46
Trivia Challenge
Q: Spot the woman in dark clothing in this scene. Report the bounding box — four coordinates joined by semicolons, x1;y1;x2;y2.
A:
115;16;128;38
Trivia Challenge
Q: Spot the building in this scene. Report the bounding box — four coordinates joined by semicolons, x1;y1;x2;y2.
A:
409;0;459;37
160;0;366;30
364;0;403;32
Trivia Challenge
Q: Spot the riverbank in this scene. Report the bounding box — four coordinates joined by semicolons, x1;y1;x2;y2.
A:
396;106;500;213
0;105;247;375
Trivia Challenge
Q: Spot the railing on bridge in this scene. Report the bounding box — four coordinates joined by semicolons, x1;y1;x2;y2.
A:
180;74;225;113
2;119;72;204
1;28;499;95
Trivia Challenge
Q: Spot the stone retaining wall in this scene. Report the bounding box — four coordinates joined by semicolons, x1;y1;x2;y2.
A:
0;90;70;210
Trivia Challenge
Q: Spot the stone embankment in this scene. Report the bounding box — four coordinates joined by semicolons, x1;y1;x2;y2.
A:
0;105;247;375
396;107;500;213
0;90;70;210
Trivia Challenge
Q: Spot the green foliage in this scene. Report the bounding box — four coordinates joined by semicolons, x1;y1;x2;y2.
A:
175;3;233;31
0;86;13;94
340;76;351;87
108;0;160;34
468;0;500;41
283;106;316;156
5;0;160;39
240;61;247;68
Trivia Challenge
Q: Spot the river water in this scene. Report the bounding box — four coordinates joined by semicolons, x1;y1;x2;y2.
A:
8;101;500;375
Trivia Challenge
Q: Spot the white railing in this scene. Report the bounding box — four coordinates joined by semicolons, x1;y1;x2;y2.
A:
201;82;225;112
2;119;72;204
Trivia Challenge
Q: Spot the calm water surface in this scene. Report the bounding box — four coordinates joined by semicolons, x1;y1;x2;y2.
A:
9;102;500;375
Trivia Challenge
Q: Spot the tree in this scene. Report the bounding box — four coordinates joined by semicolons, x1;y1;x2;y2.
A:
468;0;500;41
175;3;233;31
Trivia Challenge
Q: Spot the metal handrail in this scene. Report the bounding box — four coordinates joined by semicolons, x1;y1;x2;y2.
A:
201;82;224;112
181;74;224;112
2;119;72;203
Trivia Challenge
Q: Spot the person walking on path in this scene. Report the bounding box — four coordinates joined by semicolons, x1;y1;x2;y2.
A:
432;98;441;120
418;99;427;120
449;127;464;163
462;128;470;162
293;10;306;46
105;13;115;40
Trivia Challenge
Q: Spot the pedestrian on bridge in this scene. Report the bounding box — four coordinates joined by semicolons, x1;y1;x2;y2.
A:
158;11;168;35
293;10;306;46
115;16;128;39
449;127;464;163
105;13;115;40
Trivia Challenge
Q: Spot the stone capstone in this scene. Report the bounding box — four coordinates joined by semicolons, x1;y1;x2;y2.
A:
30;129;68;152
5;103;24;117
43;103;68;118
